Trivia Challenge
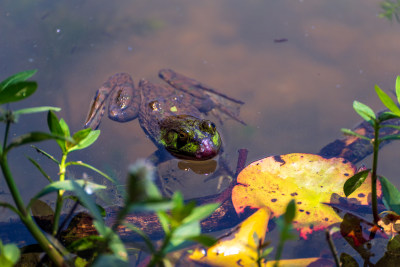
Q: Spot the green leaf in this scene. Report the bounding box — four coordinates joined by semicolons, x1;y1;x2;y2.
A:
379;175;400;214
68;129;100;152
0;240;20;267
31;145;60;164
380;134;400;141
341;128;371;141
182;203;219;225
353;101;376;126
27;156;53;183
0;202;21;217
188;235;217;247
260;246;274;259
0;81;37;104
122;223;155;253
0;70;37;90
67;161;116;183
6;132;70;152
31;180;106;202
375;84;400;116
166;221;201;253
157;210;171;234
13;106;61;116
284;199;296;224
47;111;67;152
343;169;370;197
378;111;400;122
128;199;174;213
396;76;400;104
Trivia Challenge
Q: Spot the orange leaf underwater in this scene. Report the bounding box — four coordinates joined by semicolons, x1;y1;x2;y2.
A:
232;153;372;238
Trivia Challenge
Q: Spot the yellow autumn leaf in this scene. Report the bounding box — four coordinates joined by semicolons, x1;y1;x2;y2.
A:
189;207;270;267
232;153;372;238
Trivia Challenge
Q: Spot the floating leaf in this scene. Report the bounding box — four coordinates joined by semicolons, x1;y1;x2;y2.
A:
232;153;372;238
189;207;270;266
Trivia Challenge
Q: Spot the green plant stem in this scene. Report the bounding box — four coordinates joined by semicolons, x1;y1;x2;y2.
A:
3;117;10;150
371;121;380;223
0;154;65;266
52;153;67;235
325;229;340;267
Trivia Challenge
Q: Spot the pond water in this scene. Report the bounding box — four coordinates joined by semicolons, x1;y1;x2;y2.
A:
1;0;400;265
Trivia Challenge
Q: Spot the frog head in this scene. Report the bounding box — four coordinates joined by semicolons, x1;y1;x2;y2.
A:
159;115;221;160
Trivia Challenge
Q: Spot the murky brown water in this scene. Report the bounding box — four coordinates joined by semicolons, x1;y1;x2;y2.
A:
1;0;400;264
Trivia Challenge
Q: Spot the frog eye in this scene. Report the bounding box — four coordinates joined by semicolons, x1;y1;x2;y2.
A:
178;130;188;142
200;120;216;134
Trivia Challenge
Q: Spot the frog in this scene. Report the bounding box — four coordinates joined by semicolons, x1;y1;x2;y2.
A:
84;69;244;161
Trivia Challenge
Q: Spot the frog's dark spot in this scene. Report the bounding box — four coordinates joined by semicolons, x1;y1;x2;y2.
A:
290;192;298;196
273;155;286;166
306;211;310;215
297;201;302;205
271;199;277;202
299;209;304;212
344;173;349;176
358;193;365;198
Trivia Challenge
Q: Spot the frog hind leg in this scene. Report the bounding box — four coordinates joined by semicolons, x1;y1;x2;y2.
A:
159;69;246;125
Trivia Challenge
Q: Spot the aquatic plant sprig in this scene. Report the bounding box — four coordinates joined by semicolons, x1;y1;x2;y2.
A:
342;75;400;223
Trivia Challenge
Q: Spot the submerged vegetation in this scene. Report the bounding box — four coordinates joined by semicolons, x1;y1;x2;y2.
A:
2;70;400;266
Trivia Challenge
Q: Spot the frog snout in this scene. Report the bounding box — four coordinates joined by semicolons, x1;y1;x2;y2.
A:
195;139;220;160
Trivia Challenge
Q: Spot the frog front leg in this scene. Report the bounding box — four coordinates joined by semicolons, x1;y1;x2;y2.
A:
158;69;246;125
85;73;140;129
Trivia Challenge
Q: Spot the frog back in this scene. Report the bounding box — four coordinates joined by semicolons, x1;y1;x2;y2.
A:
138;79;202;144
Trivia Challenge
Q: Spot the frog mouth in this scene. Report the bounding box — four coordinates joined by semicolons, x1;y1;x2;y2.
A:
194;139;220;160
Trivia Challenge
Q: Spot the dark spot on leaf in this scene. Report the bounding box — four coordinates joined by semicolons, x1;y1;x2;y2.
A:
299;209;304;212
358;193;365;198
256;163;260;165
271;199;277;202
281;193;285;196
237;259;244;267
273;155;286;166
306;211;310;215
297;201;302;204
290;192;298;196
324;217;329;221
320;186;323;188
344;173;349;176
342;159;348;163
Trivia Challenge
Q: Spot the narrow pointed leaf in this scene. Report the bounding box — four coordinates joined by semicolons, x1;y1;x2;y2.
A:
6;132;69;152
341;128;371;141
182;203;219;225
396;76;400;104
284;199;296;223
343;169;370;197
375;84;400;116
14;106;61;115
31;180;106;200
31;145;60;164
378;111;400;122
47;111;66;152
67;161;115;183
380;134;400;141
27;156;53;183
353;101;375;126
